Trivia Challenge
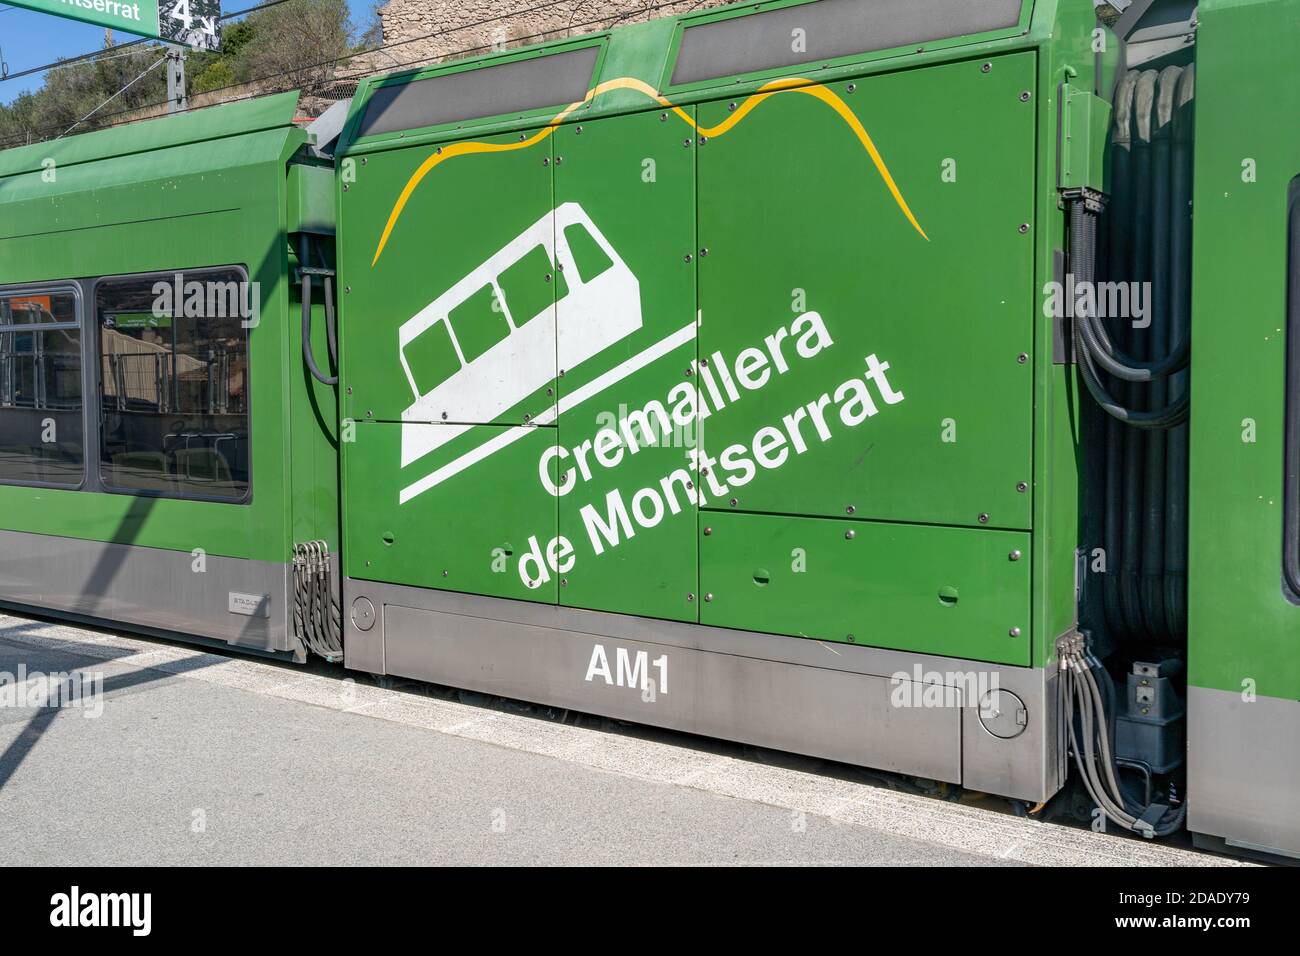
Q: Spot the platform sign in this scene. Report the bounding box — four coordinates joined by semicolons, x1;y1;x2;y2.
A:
6;0;221;51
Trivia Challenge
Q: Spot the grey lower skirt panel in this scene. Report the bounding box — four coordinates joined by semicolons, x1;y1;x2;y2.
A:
1188;685;1300;859
0;529;296;656
345;578;1065;802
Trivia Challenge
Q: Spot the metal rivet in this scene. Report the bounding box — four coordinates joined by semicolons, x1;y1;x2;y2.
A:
698;136;708;145
699;247;709;257
978;513;990;524
361;157;368;165
1018;223;1029;234
542;158;550;166
660;112;668;121
546;387;554;396
704;593;713;602
346;386;353;395
558;369;566;377
555;156;564;165
441;412;447;420
684;367;693;376
683;139;692;147
560;578;568;587
684;253;693;263
435;147;442;154
686;481;694;490
728;102;738;111
544;274;552;282
1009;550;1022;561
442;570;449;577
523;414;531;423
845;530;856;540
699;358;709;368
366;410;373;419
846;634;856;643
342;184;349;192
1020;90;1031;102
575;125;583;134
703;526;713;536
846;505;856;515
687;593;695;602
846;83;856;93
1016;481;1028;493
1009;626;1022;638
1017;352;1028;364
729;498;738;508
981;62;992;73
345;286;352;294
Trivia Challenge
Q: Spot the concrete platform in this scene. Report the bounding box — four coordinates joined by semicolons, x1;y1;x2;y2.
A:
0;613;1241;866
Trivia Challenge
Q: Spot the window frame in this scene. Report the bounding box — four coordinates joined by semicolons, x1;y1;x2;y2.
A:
0;281;87;491
91;264;255;506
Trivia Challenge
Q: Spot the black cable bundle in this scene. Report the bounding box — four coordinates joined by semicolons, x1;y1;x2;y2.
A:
292;541;343;661
1059;633;1185;837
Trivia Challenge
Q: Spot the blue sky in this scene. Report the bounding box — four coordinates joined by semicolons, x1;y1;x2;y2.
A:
0;0;374;104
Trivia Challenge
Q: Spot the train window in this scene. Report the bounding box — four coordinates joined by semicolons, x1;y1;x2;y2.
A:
563;222;614;284
0;289;84;487
357;44;601;138
669;0;1024;87
497;244;564;330
95;269;251;501
446;284;510;365
403;318;460;398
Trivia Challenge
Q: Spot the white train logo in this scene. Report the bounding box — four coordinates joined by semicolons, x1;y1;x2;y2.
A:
397;202;642;472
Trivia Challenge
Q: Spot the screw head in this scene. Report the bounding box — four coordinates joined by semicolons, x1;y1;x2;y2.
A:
728;102;738;111
981;62;992;73
345;286;352;294
1020;90;1032;102
342;184;349;192
729;498;738;508
555;156;564;165
846;634;857;643
575;125;583;134
846;505;856;515
699;247;709;257
846;83;856;93
442;570;449;577
1017;352;1029;364
687;592;696;602
346;386;353;395
683;139;692;148
560;578;568;587
978;513;990;524
1009;550;1022;561
703;526;712;536
1016;481;1028;492
542;157;550;166
546;387;554;396
1009;626;1022;638
1018;222;1030;234
660;112;668;121
845;529;856;540
361;157;368;164
684;253;693;263
704;593;713;602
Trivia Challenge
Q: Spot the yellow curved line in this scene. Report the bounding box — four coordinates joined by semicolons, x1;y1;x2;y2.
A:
371;75;927;266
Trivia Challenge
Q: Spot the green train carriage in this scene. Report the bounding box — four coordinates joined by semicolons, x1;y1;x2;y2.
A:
0;0;1295;860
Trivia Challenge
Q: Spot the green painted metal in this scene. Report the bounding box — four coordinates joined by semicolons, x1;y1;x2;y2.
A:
1187;0;1300;701
695;52;1036;531
699;512;1030;664
1058;83;1111;193
337;0;1091;663
552;109;699;621
0;92;339;566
